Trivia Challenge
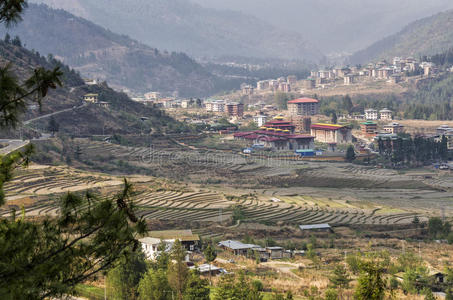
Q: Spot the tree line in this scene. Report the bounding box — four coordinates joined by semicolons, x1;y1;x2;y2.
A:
377;135;448;165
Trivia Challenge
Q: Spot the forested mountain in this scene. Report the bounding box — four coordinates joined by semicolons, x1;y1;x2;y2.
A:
349;9;453;64
29;0;322;62
192;0;453;54
0;4;235;97
0;37;182;136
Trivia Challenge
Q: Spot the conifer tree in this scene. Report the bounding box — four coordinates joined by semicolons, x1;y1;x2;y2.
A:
167;240;189;300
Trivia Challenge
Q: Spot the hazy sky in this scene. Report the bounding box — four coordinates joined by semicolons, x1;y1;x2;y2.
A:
191;0;453;53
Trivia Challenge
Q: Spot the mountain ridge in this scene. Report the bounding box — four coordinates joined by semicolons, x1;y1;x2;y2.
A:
0;3;231;97
29;0;323;62
349;9;453;64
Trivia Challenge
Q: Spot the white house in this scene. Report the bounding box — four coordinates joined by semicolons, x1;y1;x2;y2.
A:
139;237;173;260
253;115;268;127
365;109;378;120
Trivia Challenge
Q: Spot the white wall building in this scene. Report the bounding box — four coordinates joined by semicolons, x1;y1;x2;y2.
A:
253;115;268;127
379;108;393;121
205;100;226;112
139;237;173;260
365;109;378;120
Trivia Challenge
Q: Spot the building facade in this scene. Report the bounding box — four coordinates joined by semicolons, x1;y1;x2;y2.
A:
379;109;393;120
205;100;226;112
288;98;319;117
310;123;352;144
226;102;244;117
365;109;378;120
383;122;404;134
361;121;378;137
253;115;268;127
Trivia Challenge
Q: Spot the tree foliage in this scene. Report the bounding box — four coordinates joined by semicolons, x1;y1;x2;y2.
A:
0;180;146;299
354;261;386;300
107;250;147;300
213;272;263;300
167;240;189;300
183;270;210;300
346;145;356;162
138;268;172;300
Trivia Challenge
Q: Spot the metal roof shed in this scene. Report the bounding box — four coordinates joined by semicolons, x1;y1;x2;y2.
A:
299;224;333;231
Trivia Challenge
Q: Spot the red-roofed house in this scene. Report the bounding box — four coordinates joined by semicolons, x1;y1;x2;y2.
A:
288;98;319;116
310;123;352;144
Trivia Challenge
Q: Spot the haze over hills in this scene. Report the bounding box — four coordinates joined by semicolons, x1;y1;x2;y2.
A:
29;0;322;62
349;9;453;65
0;4;231;97
0;29;181;136
191;0;453;54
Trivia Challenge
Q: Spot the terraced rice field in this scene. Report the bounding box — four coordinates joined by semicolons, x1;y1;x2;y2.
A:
230;197;422;225
3;165;123;197
1;171;424;225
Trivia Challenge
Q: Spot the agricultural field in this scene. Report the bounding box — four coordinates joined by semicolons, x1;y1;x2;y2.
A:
18;137;453;226
0;161;437;228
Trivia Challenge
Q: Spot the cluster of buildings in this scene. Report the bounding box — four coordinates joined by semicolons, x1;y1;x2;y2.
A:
253;75;297;94
305;57;439;89
361;121;405;139
205;100;244;117
364;108;393;121
235;112;354;151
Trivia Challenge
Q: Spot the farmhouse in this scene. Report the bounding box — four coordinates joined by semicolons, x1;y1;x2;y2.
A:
139;237;173;260
218;240;260;256
288;98;319;116
147;230;200;251
266;247;284;259
310;123;352;144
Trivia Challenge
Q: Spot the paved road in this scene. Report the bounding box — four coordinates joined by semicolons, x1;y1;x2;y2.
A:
0;139;30;155
24;104;86;125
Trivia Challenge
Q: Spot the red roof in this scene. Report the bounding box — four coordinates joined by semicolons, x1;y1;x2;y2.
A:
288;98;319;104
